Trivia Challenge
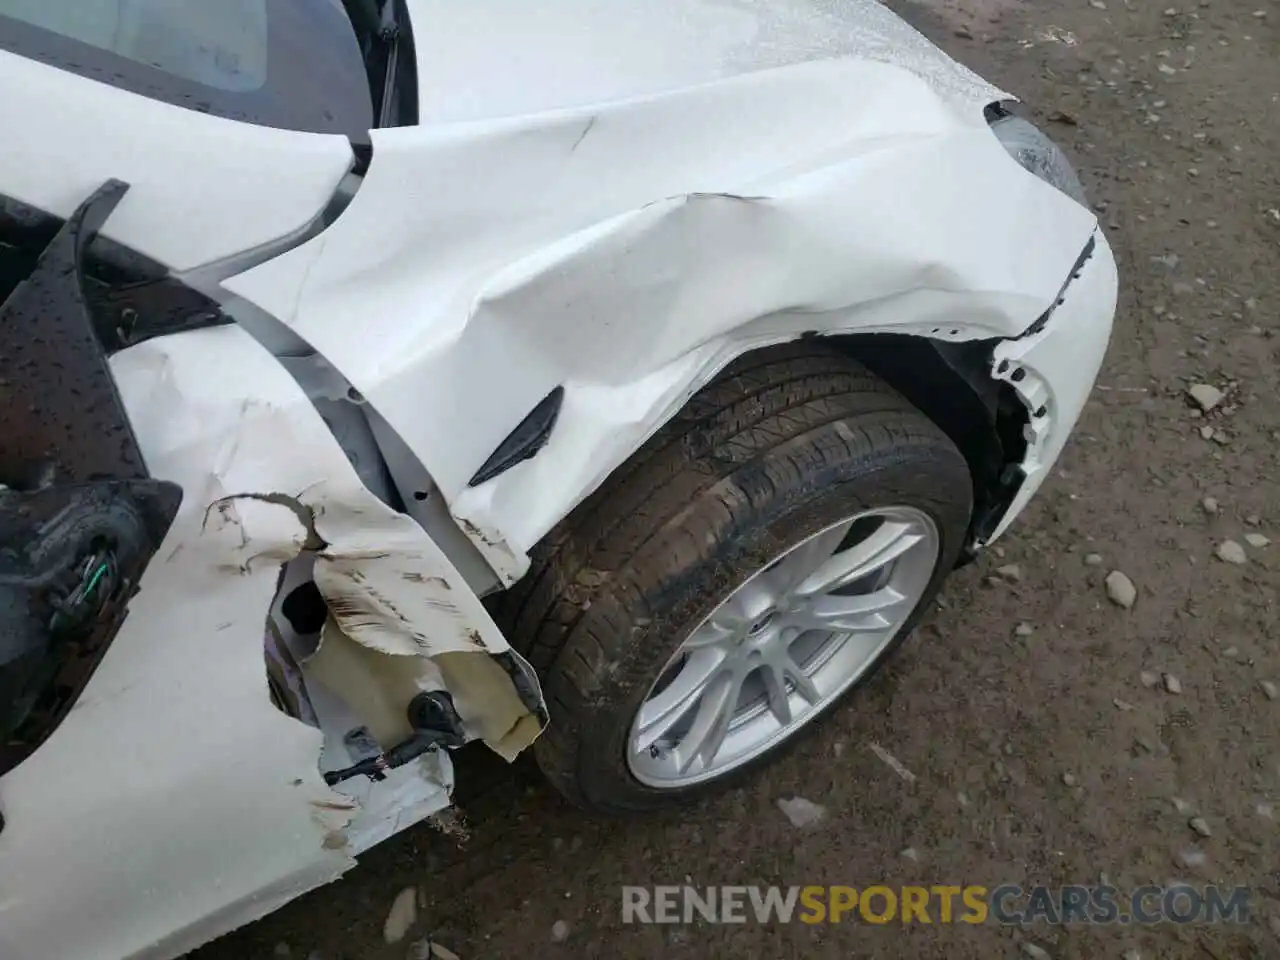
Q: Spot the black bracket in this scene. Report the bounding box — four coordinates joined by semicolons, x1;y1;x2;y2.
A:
0;180;182;780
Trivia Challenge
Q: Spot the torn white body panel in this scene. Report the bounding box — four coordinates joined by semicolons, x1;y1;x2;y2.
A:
988;233;1119;541
225;53;1098;580
0;325;541;960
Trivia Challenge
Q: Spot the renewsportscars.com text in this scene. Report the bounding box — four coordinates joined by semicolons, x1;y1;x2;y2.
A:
621;884;1249;926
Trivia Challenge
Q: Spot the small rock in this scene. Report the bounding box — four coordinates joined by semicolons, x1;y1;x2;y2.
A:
429;943;462;960
1015;622;1034;637
1105;570;1137;608
833;740;845;758
1140;670;1160;688
1212;429;1230;446
1260;680;1278;701
1163;673;1183;694
1216;540;1248;564
1173;797;1195;814
1201;496;1219;514
405;942;433;960
1245;533;1270;548
1188;816;1211;837
1089;0;1107;6
1062;773;1078;786
1198;425;1215;440
1084;552;1104;566
1222;646;1239;659
957;791;970;808
1021;943;1052;959
776;795;827;829
1114;698;1135;711
1124;950;1143;960
384;887;419;945
551;920;570;943
273;945;292;959
996;563;1023;582
1158;63;1178;74
1187;384;1223;411
901;846;920;862
1256;801;1274;819
1177;847;1207;868
1245;514;1262;527
954;24;974;38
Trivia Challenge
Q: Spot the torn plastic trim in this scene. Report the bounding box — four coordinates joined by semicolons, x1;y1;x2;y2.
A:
208;486;546;763
468;385;565;486
0;190;233;354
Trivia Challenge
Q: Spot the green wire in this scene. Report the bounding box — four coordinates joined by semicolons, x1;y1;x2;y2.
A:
83;562;108;596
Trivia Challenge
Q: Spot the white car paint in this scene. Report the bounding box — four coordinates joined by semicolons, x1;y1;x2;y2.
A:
226;55;1099;581
0;49;353;271
0;324;543;960
0;1;1116;958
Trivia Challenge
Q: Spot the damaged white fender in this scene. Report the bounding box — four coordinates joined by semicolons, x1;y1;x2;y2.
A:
225;56;1098;583
0;325;543;960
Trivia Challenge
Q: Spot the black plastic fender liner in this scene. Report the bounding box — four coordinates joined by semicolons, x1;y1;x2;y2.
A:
0;180;182;780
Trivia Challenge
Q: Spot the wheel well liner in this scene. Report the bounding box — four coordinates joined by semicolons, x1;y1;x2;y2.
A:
814;333;1026;553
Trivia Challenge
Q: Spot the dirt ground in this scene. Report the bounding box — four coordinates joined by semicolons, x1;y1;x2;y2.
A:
191;0;1280;957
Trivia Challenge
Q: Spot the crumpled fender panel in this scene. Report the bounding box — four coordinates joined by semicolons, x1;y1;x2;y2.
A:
225;57;1099;583
0;324;543;960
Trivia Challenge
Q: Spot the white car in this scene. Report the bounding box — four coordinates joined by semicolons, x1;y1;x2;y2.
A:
0;1;1116;957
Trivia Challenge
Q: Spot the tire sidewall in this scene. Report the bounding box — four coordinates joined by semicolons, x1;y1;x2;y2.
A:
547;422;972;811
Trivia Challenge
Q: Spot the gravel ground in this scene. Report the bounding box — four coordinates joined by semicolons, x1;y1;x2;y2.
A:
192;0;1280;957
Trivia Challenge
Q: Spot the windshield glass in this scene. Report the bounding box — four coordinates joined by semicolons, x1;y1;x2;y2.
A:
0;0;373;136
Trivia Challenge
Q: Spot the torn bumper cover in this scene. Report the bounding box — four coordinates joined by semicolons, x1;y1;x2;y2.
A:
984;230;1118;543
0;183;545;960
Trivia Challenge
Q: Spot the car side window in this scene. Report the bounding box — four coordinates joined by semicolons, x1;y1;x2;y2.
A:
0;0;373;137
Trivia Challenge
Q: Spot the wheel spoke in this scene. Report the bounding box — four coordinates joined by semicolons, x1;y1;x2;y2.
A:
673;670;740;774
788;586;909;632
767;521;854;595
795;521;925;598
632;648;726;752
758;664;792;724
682;617;738;650
763;647;820;705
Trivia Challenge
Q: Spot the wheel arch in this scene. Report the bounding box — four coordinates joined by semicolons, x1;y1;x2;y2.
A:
473;331;1028;592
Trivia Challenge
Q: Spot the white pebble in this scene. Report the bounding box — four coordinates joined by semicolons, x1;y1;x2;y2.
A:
1106;570;1137;608
1187;384;1223;411
776;795;827;828
383;887;419;945
1216;540;1247;564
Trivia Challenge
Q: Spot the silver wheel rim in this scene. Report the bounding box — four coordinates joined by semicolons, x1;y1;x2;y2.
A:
626;506;940;788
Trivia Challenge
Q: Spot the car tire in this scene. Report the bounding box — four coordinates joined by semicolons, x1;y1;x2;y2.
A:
492;344;972;813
